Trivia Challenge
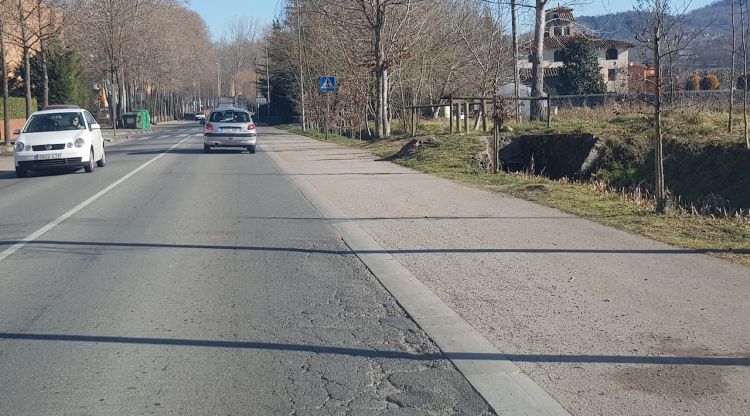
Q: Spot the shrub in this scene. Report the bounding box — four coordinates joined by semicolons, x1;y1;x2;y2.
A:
737;75;748;90
0;97;38;120
685;74;701;90
700;74;720;90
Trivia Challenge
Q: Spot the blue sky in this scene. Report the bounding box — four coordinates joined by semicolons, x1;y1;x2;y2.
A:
187;0;284;40
187;0;717;40
580;0;715;16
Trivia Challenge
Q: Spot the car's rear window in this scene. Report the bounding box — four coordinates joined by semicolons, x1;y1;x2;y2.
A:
209;110;251;123
24;112;85;132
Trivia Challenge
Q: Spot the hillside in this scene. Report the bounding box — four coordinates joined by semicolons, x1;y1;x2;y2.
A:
577;0;733;69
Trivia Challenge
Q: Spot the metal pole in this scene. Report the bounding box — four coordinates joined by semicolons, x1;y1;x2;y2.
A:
463;102;469;133
449;96;454;133
546;96;551;128
411;107;416;136
217;60;221;99
109;79;117;136
326;92;330;139
266;41;271;122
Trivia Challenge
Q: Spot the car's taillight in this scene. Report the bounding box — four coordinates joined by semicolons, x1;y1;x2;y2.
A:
205;123;214;132
247;123;256;130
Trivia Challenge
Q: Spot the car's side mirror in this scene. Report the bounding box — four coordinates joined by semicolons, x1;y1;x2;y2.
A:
13;129;20;135
90;123;101;130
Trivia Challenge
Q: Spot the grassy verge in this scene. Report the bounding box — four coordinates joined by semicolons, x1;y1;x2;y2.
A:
278;124;750;268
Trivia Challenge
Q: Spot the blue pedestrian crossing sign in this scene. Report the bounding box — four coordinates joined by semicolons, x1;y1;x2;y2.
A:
320;76;336;92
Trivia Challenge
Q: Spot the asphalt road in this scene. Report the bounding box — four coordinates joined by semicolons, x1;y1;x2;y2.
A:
0;124;493;415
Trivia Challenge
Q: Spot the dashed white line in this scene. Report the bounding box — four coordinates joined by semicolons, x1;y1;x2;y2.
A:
0;136;192;263
136;135;153;141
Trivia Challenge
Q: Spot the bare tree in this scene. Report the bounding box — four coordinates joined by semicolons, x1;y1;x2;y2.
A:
221;17;262;105
632;0;702;212
529;0;549;120
729;0;736;133
13;0;37;117
0;1;10;145
743;0;750;149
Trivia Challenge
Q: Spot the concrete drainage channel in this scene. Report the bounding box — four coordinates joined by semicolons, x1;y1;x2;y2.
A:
497;134;605;179
263;142;571;416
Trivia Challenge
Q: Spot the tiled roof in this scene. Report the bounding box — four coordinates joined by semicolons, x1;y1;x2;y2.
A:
520;67;561;81
543;35;634;49
546;7;575;24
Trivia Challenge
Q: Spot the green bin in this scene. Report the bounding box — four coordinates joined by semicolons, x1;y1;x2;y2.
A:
136;109;151;130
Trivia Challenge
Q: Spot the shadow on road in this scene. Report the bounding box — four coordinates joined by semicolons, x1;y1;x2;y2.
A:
1;332;747;366
2;239;747;256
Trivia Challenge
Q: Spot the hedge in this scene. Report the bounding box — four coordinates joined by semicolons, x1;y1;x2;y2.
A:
0;97;38;120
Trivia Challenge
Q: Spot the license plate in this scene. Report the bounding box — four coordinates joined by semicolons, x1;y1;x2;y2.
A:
221;127;240;132
36;153;62;160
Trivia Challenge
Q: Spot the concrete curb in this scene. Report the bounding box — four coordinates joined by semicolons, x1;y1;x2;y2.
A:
262;142;571;416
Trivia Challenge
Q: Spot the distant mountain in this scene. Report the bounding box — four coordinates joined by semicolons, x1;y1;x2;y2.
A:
576;0;734;70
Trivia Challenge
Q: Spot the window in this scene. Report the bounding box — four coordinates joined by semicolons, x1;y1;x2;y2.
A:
608;69;617;81
84;111;97;127
210;110;251;123
23;113;85;133
553;50;564;62
606;48;618;60
554;26;561;36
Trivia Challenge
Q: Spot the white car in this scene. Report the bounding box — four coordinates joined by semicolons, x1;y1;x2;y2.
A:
13;106;106;178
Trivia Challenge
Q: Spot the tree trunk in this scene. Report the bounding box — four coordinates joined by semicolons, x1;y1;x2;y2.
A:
296;1;305;131
653;14;667;213
37;3;49;108
530;1;547;120
374;1;389;139
512;0;521;124
729;0;736;133
743;0;749;149
18;0;32;117
382;66;390;138
1;23;10;145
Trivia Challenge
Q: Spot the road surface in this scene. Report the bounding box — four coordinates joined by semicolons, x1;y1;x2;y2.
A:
0;124;493;415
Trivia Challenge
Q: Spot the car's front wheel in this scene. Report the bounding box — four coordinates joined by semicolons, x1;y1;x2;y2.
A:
96;147;106;167
15;167;28;178
84;149;95;173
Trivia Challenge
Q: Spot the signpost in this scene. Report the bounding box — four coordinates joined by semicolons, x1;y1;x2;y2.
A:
320;76;336;138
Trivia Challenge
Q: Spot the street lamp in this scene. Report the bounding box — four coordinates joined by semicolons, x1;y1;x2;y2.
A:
216;58;222;99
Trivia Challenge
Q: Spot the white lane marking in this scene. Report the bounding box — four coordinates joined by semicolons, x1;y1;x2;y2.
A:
0;136;193;263
136;136;153;141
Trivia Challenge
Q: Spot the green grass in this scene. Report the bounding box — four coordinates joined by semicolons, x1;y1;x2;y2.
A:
279;123;750;268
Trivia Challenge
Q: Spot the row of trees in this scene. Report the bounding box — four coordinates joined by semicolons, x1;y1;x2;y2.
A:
266;0;515;138
0;0;237;144
265;0;747;213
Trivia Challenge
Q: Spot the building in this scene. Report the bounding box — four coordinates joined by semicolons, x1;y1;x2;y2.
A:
519;7;634;94
628;62;656;94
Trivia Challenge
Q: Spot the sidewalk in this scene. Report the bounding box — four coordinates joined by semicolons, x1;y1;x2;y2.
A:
261;127;750;416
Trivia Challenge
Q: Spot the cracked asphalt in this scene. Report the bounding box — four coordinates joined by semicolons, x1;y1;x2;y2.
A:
0;124;493;415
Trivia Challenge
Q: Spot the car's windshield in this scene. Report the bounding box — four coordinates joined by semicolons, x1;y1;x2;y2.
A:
24;112;85;133
210;110;250;123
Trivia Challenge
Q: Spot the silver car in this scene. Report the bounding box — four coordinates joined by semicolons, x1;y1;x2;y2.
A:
203;108;257;153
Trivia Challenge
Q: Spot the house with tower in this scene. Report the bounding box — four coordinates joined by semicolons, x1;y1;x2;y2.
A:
519;7;634;94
